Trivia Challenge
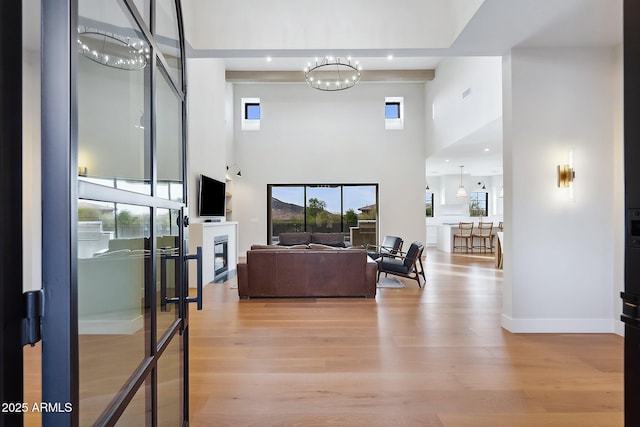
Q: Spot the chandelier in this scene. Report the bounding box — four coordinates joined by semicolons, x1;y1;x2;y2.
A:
304;56;362;91
77;25;149;70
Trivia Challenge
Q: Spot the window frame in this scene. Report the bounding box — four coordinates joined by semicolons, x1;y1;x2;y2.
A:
385;102;401;119
241;97;260;130
267;183;379;246
425;191;434;217
469;191;489;217
385;96;404;130
244;102;260;120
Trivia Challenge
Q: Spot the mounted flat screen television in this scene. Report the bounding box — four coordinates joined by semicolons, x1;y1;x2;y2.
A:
198;174;226;218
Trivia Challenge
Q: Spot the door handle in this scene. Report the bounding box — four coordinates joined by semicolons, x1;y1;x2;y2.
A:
185;246;203;310
160;251;179;312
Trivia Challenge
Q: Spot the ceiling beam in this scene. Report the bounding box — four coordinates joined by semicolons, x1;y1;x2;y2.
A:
226;69;435;83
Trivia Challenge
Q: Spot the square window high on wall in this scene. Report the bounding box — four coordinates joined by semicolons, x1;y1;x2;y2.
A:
385;97;404;130
241;98;260;131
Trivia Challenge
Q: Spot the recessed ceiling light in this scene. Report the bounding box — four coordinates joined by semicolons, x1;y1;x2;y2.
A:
484;148;490;152
387;54;393;60
445;159;450;162
266;56;272;62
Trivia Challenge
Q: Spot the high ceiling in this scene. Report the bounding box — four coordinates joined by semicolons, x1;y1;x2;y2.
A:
182;0;623;177
184;0;622;70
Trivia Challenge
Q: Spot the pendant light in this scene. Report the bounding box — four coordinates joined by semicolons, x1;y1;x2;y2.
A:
456;166;468;198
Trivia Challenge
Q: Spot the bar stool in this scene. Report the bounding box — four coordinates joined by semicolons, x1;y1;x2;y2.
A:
472;222;493;253
453;222;473;253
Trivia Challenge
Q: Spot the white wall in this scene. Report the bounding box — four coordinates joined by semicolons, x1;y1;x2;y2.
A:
186;58;228;218
231;82;427;254
502;47;621;333
23;49;41;292
426;56;502;157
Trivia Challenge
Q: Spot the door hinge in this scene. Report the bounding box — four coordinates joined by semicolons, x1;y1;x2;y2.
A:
22;289;44;347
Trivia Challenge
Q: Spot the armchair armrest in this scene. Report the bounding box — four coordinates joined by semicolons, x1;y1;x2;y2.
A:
366;243;394;250
380;251;409;260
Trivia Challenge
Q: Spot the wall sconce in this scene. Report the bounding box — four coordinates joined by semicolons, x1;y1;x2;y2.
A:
78;166;88;176
557;149;576;201
226;164;242;180
557;164;575;188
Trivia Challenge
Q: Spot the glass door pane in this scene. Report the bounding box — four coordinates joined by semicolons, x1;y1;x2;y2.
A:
157;208;180;336
305;185;341;233
77;202;150;424
156;70;183;201
77;0;150;194
155;0;183;85
113;383;148;426
131;0;151;26
157;335;183;426
343;185;377;247
270;186;305;243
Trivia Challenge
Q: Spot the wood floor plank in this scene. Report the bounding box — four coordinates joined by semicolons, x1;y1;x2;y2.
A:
188;250;623;426
21;250;623;426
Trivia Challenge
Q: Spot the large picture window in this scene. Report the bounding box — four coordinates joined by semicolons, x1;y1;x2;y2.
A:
268;184;378;247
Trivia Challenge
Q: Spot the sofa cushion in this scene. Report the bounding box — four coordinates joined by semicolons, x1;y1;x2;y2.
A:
278;232;311;246
289;244;310;250
311;233;346;247
308;243;335;250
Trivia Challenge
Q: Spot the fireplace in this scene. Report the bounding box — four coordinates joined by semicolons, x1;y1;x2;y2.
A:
214;235;228;281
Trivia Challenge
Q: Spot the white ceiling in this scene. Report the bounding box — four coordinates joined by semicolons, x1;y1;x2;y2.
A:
185;0;622;70
183;0;622;177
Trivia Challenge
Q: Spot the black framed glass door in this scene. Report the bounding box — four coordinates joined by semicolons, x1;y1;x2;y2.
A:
40;0;196;425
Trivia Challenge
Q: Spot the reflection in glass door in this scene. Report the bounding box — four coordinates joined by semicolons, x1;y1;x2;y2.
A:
41;0;193;425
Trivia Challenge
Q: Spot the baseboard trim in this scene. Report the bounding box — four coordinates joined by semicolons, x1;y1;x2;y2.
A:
501;314;615;333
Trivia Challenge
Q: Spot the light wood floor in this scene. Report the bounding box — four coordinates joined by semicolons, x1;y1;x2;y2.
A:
22;250;623;426
189;250;623;427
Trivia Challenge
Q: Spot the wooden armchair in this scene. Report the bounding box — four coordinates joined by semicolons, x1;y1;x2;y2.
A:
376;241;426;288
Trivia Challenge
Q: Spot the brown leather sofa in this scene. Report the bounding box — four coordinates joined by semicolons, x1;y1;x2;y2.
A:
237;247;377;298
